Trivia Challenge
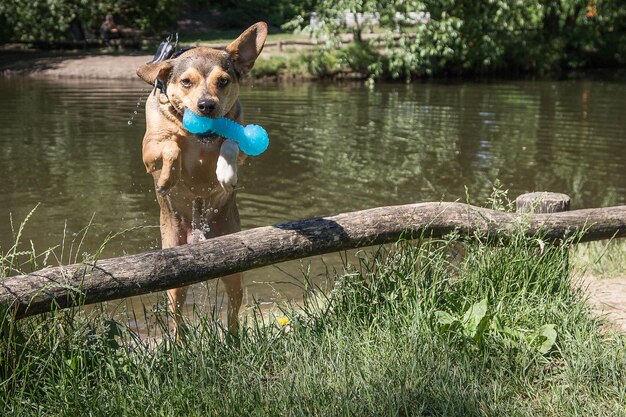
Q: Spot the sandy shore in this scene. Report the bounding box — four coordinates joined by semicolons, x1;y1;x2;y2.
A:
0;50;154;79
0;37;309;80
577;276;626;332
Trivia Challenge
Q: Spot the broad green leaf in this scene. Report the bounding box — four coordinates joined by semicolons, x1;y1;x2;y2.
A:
533;324;558;354
435;310;461;334
435;310;458;326
462;298;489;338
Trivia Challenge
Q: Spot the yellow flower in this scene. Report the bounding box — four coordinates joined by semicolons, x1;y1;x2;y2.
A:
277;317;290;327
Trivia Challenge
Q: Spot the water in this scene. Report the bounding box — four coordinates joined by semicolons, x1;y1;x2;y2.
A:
1;77;625;325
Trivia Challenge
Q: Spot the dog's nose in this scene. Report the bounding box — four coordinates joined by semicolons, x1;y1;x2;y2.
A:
197;98;217;116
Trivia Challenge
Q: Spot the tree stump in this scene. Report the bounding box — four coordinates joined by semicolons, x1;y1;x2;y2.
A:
516;191;571;272
516;192;571;214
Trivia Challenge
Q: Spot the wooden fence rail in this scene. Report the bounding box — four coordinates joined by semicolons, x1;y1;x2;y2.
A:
1;198;625;320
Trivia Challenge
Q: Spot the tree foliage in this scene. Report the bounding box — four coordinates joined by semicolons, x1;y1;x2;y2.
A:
294;0;626;79
0;0;310;43
205;0;316;29
0;0;183;43
1;0;623;78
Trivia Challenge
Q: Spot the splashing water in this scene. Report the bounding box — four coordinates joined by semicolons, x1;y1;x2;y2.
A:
127;97;145;127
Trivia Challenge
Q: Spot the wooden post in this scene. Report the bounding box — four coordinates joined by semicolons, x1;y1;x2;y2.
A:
516;192;571;214
516;192;571;272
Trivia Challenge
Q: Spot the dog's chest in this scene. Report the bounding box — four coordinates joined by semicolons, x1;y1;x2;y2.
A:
193;133;221;146
178;136;224;181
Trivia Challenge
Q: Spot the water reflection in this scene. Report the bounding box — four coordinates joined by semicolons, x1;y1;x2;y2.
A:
0;77;624;325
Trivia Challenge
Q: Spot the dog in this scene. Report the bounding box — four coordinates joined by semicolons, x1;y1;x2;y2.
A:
136;22;268;334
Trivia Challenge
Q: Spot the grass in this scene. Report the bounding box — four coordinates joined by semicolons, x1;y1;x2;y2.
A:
250;54;309;78
247;43;383;79
178;31;309;46
2;217;626;416
573;239;626;280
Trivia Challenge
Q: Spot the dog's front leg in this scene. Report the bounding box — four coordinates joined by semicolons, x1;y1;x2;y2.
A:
143;137;182;194
144;139;182;195
216;139;239;193
157;141;182;194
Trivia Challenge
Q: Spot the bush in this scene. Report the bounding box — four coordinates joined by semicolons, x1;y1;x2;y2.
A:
0;0;183;43
250;55;308;78
303;47;342;77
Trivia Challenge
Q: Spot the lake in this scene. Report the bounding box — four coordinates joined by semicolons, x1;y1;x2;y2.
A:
1;76;624;327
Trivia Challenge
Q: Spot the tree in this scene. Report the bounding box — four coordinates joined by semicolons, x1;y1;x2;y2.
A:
292;0;626;79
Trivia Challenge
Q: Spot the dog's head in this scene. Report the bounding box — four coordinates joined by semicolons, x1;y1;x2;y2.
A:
137;22;268;118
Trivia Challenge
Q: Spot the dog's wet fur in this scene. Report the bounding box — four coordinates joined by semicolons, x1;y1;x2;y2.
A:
136;22;268;334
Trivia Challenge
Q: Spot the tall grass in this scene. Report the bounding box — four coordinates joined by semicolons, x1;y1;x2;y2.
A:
2;223;625;416
573;239;626;280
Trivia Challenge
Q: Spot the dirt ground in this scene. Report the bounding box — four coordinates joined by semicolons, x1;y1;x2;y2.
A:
0;38;299;79
0;49;153;79
577;276;626;332
1;48;624;332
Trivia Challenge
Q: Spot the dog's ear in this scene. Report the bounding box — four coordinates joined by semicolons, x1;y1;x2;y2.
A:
136;61;173;85
226;22;268;77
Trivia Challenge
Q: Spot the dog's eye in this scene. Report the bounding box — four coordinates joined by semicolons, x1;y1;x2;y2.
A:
180;78;193;88
218;77;229;88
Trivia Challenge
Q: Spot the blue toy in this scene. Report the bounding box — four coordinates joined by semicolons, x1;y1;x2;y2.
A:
183;109;269;156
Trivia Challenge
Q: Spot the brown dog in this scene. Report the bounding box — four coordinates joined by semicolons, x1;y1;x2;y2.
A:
136;22;268;334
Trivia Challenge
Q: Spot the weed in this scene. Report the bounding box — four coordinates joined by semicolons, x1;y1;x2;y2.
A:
251;55;308;78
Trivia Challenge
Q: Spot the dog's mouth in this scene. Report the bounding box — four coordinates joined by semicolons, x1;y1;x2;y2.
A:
183;108;222;142
186;106;222;120
158;88;223;119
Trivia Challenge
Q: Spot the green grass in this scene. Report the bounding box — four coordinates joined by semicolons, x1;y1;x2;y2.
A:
250;54;309;78
244;45;381;79
573;239;626;279
2;225;625;416
179;31;308;46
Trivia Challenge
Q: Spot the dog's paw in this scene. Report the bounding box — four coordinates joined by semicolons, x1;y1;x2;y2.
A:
156;142;181;194
156;166;178;195
216;156;238;193
156;184;170;196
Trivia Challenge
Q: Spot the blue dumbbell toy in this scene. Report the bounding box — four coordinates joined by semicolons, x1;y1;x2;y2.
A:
183;109;269;156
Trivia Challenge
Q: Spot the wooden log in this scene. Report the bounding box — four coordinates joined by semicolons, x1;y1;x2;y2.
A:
1;202;625;320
